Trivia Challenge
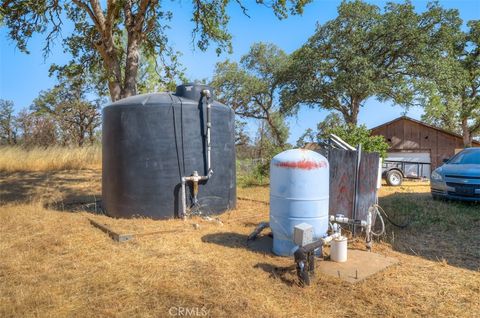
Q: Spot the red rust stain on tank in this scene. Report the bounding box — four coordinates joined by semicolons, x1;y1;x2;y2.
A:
275;160;327;170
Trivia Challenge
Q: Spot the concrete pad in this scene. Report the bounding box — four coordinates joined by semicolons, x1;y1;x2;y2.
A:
317;249;398;283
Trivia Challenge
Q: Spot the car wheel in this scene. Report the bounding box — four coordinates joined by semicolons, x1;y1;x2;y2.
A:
386;170;403;186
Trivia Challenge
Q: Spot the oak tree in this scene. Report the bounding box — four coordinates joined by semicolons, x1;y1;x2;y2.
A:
421;21;480;147
1;0;311;101
296;113;389;157
211;42;289;148
280;0;460;125
0;99;17;145
31;75;102;146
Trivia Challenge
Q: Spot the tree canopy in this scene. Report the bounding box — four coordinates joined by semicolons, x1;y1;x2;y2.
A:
421;20;480;146
31;75;102;146
296;113;389;157
1;0;312;101
280;0;461;125
0;99;17;145
211;42;290;148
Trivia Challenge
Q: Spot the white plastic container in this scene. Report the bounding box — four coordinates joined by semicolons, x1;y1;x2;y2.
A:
330;236;348;262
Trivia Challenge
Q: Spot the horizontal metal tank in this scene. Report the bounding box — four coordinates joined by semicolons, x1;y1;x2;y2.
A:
270;149;329;256
102;84;236;219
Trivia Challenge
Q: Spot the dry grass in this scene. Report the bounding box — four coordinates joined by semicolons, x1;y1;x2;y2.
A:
0;172;479;317
0;146;101;172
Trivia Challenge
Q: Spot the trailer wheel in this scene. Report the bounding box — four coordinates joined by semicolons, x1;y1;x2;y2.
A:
386;170;403;186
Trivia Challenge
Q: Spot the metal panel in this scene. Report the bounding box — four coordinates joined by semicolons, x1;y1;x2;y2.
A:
387;152;431;178
356;153;380;223
328;148;380;233
329;148;356;218
387;152;430;162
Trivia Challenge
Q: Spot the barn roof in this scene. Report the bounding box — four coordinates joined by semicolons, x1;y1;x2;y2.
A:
370;116;480;146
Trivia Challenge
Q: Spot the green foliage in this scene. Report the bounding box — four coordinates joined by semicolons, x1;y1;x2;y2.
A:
297;113;389;158
421;89;463;135
0;99;17;145
136;51;186;94
281;0;461;125
252;113;291;177
295;128;315;148
234;120;250;146
236;159;269;188
191;0;311;54
1;0;311;101
30;74;102;146
328;124;389;158
315;113;344;140
212;42;290;148
420;20;480;146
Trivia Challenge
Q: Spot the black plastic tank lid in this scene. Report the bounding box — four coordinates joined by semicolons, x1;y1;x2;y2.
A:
175;83;215;101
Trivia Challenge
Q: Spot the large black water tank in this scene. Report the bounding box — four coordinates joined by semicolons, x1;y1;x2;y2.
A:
102;84;236;219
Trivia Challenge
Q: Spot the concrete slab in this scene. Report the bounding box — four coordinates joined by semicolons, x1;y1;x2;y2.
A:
317;249;398;283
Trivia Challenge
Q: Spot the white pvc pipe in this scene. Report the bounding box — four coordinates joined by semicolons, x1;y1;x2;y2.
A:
322;232;341;245
179;89;214;218
206;98;212;176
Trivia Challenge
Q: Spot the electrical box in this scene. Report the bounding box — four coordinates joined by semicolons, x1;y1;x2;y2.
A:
293;223;314;247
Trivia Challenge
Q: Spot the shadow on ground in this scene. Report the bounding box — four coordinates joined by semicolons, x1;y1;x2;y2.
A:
253;263;298;286
379;192;480;271
201;232;275;255
0;170;102;214
202;231;298;286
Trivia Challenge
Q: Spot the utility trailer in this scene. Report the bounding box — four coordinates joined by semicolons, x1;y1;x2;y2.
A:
382;160;431;186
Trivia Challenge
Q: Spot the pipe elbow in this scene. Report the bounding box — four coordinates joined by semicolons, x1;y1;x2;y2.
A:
208;169;214;178
202;89;211;98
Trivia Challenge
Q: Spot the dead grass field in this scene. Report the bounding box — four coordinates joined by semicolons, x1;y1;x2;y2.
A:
0;146;101;172
1;169;479;317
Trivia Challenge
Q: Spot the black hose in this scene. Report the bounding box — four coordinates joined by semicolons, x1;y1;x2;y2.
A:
375;204;410;229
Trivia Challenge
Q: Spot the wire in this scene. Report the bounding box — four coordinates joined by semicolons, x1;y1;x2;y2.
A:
170;94;183;182
370;205;385;237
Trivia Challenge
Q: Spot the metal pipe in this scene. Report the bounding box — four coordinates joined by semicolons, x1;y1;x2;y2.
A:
352;143;362;235
329;134;356;151
179;89;214;218
294;232;342;286
181;177;186;218
180;172;210;219
205;90;213;177
329;214;367;227
365;209;372;250
200;89;213;177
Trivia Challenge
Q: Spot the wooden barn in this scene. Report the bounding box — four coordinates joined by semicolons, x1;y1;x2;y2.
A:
370;116;480;171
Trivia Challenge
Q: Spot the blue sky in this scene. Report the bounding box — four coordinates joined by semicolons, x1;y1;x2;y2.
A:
1;0;479;144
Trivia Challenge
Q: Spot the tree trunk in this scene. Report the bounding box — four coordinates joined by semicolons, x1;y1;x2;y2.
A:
265;113;285;148
123;33;140;98
461;117;473;148
342;108;359;126
340;97;360;126
108;80;123;102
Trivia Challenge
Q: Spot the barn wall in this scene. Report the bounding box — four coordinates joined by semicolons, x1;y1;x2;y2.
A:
371;118;475;170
